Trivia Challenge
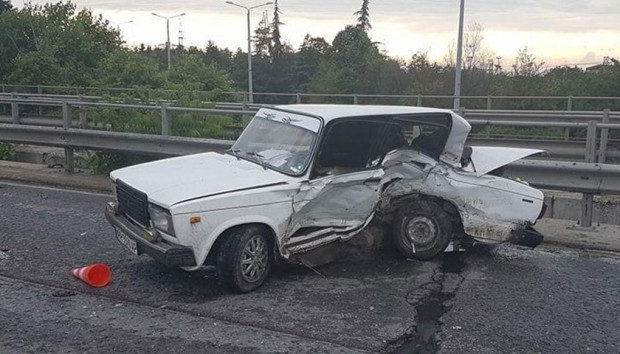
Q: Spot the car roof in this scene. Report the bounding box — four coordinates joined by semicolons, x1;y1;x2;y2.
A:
274;104;453;123
271;104;471;167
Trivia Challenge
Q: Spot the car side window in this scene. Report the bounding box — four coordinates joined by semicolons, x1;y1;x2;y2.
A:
393;115;451;160
313;120;385;177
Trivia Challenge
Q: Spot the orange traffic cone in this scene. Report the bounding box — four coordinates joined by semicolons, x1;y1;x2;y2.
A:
72;264;111;288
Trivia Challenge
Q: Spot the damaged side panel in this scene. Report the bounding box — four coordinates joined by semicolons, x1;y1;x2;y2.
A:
381;149;544;243
284;169;383;254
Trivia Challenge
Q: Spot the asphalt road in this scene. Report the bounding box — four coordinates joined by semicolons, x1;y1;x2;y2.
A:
0;180;619;353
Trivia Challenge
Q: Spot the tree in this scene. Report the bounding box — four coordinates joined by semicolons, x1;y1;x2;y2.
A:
325;25;382;93
354;0;371;31
166;54;234;92
270;0;284;58
94;50;164;88
294;35;332;90
445;22;494;71
253;10;271;57
512;46;545;77
202;41;234;73
0;0;13;13
406;52;447;94
1;1;121;85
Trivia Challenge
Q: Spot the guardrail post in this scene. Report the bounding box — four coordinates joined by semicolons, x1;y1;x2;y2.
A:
160;103;170;136
585;121;597;163
353;94;359;105
296;93;301;104
486;95;492;110
563;96;573;140
11;93;20;124
62;101;75;174
78;96;87;128
598;109;610;163
37;86;43;116
579;120;598;228
417;95;422;106
580;194;594;228
242;101;251;127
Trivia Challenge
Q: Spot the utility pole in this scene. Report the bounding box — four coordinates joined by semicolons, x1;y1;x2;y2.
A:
152;12;186;70
226;1;274;103
453;0;465;110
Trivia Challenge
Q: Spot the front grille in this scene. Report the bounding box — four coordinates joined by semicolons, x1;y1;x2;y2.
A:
116;179;149;226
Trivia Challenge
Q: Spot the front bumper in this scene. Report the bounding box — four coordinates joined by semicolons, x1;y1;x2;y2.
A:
105;202;196;267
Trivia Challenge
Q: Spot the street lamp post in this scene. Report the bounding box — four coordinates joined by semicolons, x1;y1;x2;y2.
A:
152;12;186;70
111;20;133;32
453;0;465;110
225;1;273;103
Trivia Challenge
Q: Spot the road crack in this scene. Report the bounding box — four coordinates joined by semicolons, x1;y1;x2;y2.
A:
382;253;466;353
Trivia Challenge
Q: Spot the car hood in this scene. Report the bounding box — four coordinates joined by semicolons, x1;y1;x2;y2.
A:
470;147;545;177
110;152;290;208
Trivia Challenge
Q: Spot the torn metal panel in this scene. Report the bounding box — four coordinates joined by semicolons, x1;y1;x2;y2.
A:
382;148;544;243
440;112;471;166
284;169;383;254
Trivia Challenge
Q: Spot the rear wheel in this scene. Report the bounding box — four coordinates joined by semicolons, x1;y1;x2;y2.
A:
392;200;453;260
216;225;272;293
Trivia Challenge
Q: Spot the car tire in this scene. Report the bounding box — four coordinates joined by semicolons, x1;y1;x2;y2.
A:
392;200;453;260
216;225;272;293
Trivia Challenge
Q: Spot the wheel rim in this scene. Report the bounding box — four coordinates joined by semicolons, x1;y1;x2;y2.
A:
405;216;437;246
240;234;268;283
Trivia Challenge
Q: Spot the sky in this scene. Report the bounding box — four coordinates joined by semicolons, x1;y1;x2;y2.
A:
18;0;620;68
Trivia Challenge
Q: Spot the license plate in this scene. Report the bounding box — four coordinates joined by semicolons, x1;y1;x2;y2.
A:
115;228;139;255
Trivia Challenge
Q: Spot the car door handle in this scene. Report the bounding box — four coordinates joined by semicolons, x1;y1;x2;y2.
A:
363;177;382;184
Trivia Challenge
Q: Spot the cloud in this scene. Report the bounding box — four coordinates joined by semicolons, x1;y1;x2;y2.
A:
22;0;620;65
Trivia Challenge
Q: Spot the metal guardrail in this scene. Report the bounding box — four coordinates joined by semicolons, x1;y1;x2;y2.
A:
2;96;618;162
2;96;620;227
507;160;620;195
3;84;620;110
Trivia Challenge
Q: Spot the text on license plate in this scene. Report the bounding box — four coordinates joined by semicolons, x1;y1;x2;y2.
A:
115;228;139;255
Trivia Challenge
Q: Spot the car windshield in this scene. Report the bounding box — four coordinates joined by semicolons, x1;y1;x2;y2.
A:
230;108;321;176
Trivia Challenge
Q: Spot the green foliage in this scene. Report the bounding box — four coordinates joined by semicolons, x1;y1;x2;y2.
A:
83;151;153;176
354;0;371;31
95;50;164;88
1;2;121;86
271;0;284;58
322;25;383;94
2;0;620;113
166;54;234;92
0;0;13;13
0;143;16;161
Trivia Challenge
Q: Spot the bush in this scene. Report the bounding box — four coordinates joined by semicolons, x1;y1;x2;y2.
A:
0;143;16;161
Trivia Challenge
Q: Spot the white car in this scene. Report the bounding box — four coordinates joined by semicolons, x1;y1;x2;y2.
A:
105;105;546;292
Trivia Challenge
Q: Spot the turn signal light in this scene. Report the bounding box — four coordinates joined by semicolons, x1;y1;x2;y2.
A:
190;216;201;224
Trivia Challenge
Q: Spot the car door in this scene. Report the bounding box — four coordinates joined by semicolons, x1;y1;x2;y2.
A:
284;119;388;254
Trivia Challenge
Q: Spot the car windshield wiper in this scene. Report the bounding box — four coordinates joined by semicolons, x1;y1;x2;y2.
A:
244;151;268;170
226;149;241;160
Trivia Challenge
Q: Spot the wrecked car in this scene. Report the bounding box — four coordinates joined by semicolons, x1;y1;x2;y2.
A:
105;105;546;292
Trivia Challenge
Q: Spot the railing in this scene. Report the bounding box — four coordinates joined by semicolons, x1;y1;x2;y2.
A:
3;84;620;111
1;96;618;162
1;96;620;228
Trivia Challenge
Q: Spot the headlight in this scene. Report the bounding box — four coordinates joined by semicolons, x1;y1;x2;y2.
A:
149;204;175;236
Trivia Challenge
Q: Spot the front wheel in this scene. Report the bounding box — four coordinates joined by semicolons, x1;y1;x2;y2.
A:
216;225;272;293
392;200;453;260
